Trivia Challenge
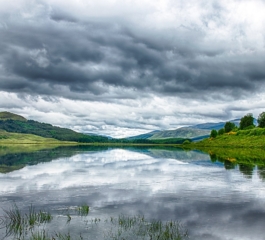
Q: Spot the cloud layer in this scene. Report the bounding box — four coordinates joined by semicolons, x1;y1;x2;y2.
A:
0;0;265;137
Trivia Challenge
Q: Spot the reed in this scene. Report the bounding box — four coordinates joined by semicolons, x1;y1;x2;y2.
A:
77;204;89;216
1;204;188;240
106;215;188;240
1;203;52;238
2;203;25;237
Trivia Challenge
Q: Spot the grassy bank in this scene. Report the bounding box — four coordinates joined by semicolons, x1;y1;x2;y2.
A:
0;130;77;145
187;128;265;148
180;128;265;177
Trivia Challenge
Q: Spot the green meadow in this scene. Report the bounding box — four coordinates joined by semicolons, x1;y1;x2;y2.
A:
0;129;76;145
187;127;265;148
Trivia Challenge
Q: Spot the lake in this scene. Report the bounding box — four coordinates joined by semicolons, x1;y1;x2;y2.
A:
1;145;265;240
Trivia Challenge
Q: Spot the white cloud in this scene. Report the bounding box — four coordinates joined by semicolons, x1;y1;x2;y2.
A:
0;0;265;137
1;91;265;138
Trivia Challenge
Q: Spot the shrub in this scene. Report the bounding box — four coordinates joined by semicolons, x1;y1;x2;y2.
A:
218;128;225;135
210;129;217;138
224;122;236;133
240;113;255;130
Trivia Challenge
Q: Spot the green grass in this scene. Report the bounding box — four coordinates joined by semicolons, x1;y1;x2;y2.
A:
181;128;265;177
0;118;108;143
0;130;76;144
187;128;265;148
0;111;27;122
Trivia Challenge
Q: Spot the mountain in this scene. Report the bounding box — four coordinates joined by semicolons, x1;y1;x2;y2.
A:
126;128;210;141
190;118;259;130
85;132;113;139
190;119;241;130
0;111;27;122
0;112;108;143
126;130;161;140
125;119;245;141
149;127;210;139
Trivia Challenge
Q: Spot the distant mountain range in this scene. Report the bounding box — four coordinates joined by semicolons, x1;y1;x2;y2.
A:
126;130;161;140
189;119;241;130
149;127;210;139
126;119;242;141
127;128;210;141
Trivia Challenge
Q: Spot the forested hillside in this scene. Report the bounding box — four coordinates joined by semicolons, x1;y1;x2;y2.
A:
0;118;108;143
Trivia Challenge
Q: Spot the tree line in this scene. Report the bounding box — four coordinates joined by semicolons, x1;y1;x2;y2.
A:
210;112;265;138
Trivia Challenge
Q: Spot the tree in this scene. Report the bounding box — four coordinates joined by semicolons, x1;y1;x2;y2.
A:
210;129;217;138
258;112;265;128
239;113;254;130
224;121;236;133
218;128;225;135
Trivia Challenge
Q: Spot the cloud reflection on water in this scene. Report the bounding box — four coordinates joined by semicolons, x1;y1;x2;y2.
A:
0;149;217;193
1;148;265;240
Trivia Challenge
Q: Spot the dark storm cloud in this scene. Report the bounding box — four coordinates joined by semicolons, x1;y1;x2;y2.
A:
0;1;265;103
50;9;78;23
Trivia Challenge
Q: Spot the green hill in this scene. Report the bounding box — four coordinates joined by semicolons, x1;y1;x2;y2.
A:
149;127;210;139
188;128;265;148
126;131;161;140
0;111;27;121
0;129;65;144
0;112;108;143
188;119;241;130
126;128;210;141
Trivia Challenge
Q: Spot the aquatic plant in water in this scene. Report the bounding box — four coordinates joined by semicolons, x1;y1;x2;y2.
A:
0;204;188;240
106;215;188;240
1;203;52;239
76;204;90;216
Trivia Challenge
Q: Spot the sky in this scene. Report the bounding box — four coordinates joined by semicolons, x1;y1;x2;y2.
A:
0;0;265;138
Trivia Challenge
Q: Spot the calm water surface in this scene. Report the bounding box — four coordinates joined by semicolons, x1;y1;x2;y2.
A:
1;146;265;240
